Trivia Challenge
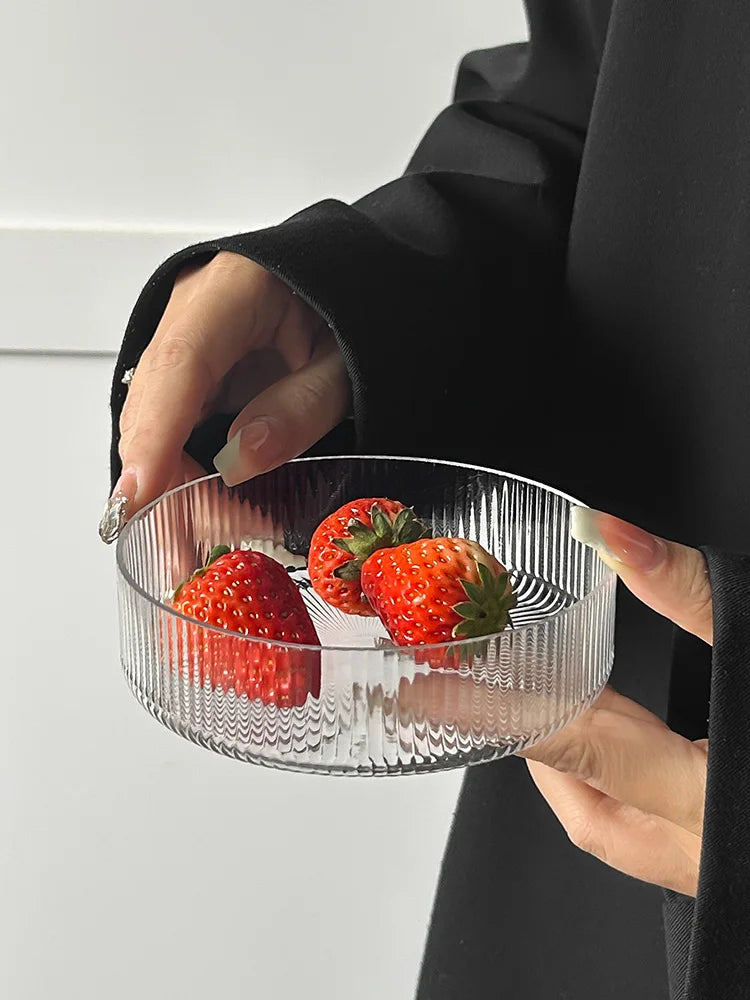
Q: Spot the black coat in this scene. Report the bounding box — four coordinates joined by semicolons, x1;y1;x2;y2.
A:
109;2;750;996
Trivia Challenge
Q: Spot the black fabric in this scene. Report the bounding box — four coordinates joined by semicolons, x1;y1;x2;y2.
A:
666;629;711;743
663;550;750;1000
109;1;750;996
663;891;696;1000
684;549;750;999
110;3;596;488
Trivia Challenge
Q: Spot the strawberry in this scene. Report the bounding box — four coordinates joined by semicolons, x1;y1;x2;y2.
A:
360;538;516;649
170;545;321;707
308;498;430;616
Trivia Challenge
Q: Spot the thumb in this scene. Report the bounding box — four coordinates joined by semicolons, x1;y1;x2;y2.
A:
213;331;350;487
571;508;713;644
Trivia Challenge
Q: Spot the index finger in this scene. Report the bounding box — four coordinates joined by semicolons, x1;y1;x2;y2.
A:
116;254;290;515
570;508;714;644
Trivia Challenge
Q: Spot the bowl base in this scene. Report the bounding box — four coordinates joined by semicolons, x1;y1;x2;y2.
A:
125;668;605;777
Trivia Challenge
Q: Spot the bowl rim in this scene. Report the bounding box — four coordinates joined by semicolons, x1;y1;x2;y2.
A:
115;455;616;654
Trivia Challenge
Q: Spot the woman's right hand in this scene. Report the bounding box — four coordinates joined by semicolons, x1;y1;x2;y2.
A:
106;251;351;525
399;510;713;896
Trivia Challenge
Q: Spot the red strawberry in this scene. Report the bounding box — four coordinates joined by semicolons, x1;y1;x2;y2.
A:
361;538;516;649
171;545;320;707
308;498;430;616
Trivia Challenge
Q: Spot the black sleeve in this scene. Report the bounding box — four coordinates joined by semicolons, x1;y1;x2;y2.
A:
109;0;599;489
663;547;750;1000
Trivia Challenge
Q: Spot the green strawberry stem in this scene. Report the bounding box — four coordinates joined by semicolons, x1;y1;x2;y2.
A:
173;544;232;600
206;544;232;567
333;505;431;582
452;563;517;639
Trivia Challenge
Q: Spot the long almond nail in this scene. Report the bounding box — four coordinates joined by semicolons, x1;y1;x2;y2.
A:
570;507;666;573
99;468;137;544
213;419;271;487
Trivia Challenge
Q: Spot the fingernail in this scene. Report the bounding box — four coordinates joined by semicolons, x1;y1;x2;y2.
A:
570;507;666;573
213;419;272;487
99;468;137;545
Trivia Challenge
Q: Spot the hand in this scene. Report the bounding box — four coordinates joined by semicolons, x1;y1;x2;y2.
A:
110;251;351;519
395;509;713;896
522;508;712;896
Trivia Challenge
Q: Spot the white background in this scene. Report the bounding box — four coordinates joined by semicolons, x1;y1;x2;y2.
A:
0;3;526;998
0;0;527;353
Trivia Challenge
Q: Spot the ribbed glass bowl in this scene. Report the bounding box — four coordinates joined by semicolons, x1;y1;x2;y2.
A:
116;457;616;776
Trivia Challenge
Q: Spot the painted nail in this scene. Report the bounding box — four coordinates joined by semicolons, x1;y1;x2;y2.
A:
570;507;666;573
99;468;138;544
213;419;272;487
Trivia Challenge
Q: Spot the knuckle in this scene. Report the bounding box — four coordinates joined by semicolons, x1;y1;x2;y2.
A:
560;741;598;781
148;333;199;372
209;251;270;290
291;374;329;413
566;813;604;858
145;331;215;389
687;567;713;623
666;548;712;620
565;795;620;864
540;716;601;783
212;250;254;273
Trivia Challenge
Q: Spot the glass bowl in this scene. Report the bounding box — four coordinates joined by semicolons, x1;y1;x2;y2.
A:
116;457;616;776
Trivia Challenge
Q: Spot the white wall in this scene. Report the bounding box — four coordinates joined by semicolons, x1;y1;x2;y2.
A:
0;0;527;352
0;0;527;231
0;4;527;999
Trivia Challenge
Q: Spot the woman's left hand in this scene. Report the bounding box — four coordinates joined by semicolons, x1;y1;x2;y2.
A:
522;508;713;896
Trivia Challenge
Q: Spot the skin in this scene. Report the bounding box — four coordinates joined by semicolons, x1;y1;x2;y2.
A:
114;251;350;515
521;512;712;896
396;512;713;897
113;255;713;895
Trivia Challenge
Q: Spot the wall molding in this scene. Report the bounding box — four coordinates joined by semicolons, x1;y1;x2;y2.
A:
0;347;117;358
0;225;226;354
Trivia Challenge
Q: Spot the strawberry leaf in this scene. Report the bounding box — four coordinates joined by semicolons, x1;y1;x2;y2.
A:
173;544;232;602
453;601;481;620
460;579;486;604
390;508;413;537
332;538;357;555
391;507;432;545
451;561;517;639
477;562;495;590
370;504;392;539
454;620;492;640
334;560;363;581
207;544;232;567
346;521;374;540
330;503;432;584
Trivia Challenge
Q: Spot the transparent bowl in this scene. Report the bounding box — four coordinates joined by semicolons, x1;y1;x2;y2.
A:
116;457;616;776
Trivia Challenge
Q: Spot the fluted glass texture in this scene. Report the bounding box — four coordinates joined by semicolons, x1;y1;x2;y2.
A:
116;458;616;775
